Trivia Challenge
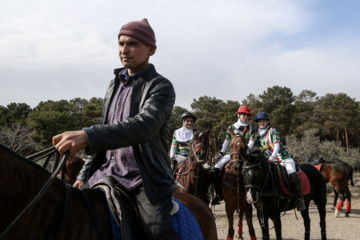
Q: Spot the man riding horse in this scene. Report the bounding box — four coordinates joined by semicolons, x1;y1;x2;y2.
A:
53;18;181;239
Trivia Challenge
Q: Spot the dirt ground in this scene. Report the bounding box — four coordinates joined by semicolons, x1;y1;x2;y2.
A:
212;190;360;240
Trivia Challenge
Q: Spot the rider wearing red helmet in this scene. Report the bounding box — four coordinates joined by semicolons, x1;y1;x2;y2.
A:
254;112;306;211
210;106;256;205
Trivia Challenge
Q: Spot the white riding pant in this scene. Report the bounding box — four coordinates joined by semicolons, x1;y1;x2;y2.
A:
173;155;187;167
279;158;296;175
214;155;231;170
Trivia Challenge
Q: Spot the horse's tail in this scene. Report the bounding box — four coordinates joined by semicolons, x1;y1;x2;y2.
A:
348;164;354;186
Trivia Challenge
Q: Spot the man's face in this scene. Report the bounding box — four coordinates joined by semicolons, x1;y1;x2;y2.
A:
118;35;155;75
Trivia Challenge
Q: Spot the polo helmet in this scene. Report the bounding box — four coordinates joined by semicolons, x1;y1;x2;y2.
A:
255;112;270;122
181;112;197;123
237;106;252;116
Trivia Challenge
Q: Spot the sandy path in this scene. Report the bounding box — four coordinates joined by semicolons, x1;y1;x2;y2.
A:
212;192;360;240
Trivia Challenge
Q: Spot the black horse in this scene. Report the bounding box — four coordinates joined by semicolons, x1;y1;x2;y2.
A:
242;149;327;240
0;143;218;240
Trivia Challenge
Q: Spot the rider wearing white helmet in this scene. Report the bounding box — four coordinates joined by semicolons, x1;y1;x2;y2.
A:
169;112;197;172
254;112;305;211
211;106;256;205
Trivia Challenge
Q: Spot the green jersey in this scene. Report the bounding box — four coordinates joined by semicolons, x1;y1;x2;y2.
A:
222;124;255;154
171;134;192;157
254;127;291;161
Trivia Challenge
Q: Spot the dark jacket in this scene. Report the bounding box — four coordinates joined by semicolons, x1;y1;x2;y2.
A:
78;64;176;205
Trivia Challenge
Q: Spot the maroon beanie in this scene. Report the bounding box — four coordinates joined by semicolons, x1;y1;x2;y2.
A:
118;18;156;47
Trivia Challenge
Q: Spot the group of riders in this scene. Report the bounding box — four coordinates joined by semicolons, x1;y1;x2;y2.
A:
170;106;306;212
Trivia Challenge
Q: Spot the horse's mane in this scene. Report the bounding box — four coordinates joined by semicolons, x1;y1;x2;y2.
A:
246;148;265;163
0;143;63;184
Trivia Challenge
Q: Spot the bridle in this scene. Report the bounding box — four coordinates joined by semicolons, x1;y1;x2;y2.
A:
190;131;209;164
223;134;248;212
242;158;272;204
242;162;262;194
242;157;272;228
176;131;209;197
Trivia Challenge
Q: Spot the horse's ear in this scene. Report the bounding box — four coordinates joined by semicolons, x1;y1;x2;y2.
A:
230;127;235;137
206;128;211;135
193;128;198;133
242;126;247;137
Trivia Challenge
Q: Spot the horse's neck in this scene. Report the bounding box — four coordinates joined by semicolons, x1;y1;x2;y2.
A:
0;146;65;234
261;160;278;189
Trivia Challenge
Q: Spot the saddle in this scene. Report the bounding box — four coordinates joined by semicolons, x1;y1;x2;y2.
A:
92;177;143;239
274;163;310;196
92;177;180;240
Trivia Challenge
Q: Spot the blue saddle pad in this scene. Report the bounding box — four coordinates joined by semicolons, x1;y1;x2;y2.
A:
107;196;204;240
171;197;205;240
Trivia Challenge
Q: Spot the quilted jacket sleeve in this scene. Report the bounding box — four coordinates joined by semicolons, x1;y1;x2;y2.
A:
83;75;175;154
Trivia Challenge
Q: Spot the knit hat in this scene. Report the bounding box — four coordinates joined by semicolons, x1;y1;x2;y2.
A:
118;18;156;48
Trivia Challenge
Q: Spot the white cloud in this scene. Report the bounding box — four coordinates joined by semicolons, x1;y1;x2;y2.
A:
1;0;359;110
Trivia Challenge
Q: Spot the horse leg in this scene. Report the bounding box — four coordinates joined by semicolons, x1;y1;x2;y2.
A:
244;204;256;240
225;204;235;240
314;196;327;240
238;210;244;240
256;210;269;240
271;215;282;240
300;204;311;240
345;187;352;217
330;187;338;210
335;194;346;217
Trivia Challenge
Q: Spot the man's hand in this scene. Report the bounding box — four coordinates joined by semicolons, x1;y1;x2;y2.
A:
52;130;89;158
73;180;85;189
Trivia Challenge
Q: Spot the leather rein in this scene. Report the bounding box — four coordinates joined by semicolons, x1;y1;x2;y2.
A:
176;132;209;196
0;147;102;240
223;134;248;213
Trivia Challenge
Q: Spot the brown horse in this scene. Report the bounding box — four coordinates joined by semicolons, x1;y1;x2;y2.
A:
173;192;218;240
314;158;354;217
65;157;85;185
175;129;212;204
221;127;256;240
0;143;218;240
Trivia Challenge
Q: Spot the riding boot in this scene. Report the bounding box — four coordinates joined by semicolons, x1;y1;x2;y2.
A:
210;167;222;205
289;172;306;211
171;159;178;175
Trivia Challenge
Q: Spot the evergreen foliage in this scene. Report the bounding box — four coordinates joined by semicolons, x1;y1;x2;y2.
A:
286;129;360;168
0;85;359;168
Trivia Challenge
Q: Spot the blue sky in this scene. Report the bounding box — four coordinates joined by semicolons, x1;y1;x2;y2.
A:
1;0;359;110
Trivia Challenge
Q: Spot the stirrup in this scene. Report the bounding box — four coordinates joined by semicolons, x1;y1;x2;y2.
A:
297;199;306;211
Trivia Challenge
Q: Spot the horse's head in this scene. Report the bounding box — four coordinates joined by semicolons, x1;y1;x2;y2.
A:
191;129;210;163
65;157;85;185
228;127;248;176
242;149;263;204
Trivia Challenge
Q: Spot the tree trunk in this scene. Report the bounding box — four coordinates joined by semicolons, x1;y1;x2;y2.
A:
345;127;349;157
